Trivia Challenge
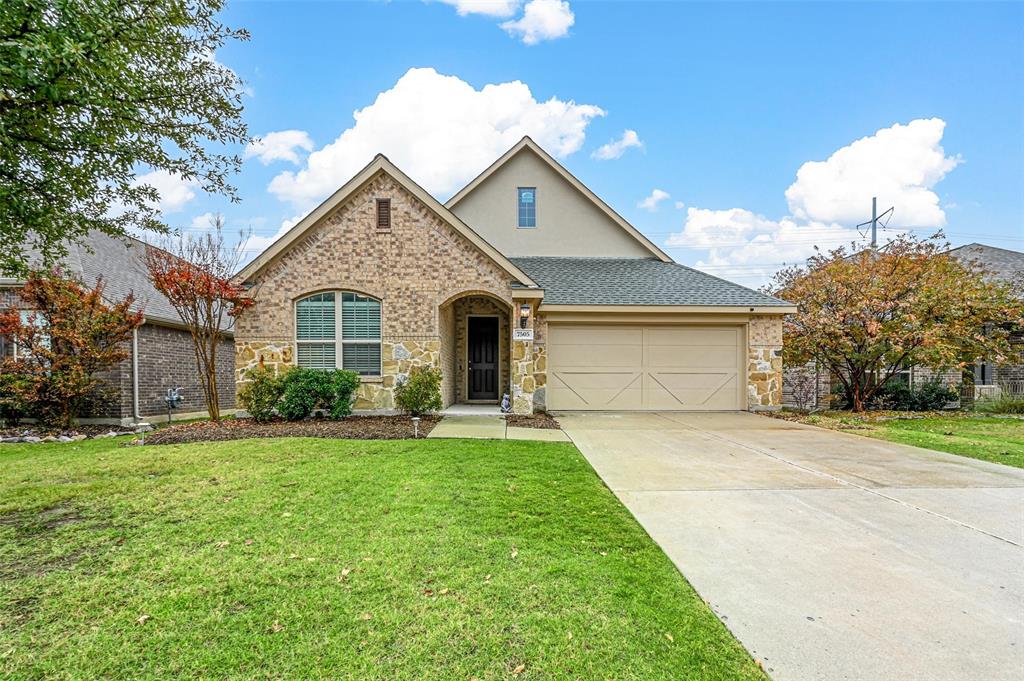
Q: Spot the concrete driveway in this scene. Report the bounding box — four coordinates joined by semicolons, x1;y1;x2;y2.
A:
558;412;1024;681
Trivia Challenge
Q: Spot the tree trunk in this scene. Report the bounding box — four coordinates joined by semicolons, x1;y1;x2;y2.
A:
207;331;220;422
850;380;866;412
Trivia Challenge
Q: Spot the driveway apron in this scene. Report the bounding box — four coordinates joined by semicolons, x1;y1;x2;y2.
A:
558;412;1024;681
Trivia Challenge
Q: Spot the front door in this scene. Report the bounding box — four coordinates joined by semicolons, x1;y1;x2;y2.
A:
468;316;499;401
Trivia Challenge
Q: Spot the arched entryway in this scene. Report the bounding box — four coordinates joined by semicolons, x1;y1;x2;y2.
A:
437;292;513;407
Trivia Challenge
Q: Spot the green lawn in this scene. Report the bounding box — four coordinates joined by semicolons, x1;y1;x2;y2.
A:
862;416;1024;468
796;413;1024;469
0;436;761;680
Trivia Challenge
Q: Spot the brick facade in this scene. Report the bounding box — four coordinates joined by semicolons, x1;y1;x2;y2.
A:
234;170;534;412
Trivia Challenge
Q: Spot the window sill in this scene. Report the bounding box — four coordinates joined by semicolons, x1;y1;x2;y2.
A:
360;376;383;384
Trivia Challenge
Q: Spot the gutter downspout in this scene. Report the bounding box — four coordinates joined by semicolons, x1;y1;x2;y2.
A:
132;326;141;423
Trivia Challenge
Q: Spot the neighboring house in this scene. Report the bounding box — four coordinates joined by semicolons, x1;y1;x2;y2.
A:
783;241;1024;409
0;232;236;423
947;243;1024;393
235;137;794;414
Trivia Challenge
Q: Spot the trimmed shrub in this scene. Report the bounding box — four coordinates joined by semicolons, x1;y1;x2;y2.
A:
278;368;360;421
238;366;286;422
394;366;443;416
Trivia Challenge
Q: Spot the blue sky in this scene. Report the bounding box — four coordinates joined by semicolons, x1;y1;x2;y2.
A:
164;1;1023;286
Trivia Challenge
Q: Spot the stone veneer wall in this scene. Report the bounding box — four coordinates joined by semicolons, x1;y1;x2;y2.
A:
747;315;784;409
234;170;530;412
508;307;546;414
235;339;440;411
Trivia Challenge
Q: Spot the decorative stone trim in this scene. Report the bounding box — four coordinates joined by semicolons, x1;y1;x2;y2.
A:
235;338;441;412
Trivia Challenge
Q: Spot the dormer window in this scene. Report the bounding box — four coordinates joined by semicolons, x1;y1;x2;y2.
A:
517;187;536;228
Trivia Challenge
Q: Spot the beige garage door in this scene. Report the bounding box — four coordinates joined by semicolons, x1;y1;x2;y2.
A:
546;324;744;411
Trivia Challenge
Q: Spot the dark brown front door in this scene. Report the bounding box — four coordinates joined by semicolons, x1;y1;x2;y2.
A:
468;316;499;401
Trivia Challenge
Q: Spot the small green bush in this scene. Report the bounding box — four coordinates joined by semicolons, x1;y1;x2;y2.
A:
878;380;959;411
975;395;1024;414
394;366;443;416
278;368;360;421
238;366;286;422
831;379;959;411
0;372;30;426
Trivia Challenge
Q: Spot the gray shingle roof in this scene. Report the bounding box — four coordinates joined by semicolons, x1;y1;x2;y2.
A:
3;232;232;333
947;243;1024;283
509;257;792;307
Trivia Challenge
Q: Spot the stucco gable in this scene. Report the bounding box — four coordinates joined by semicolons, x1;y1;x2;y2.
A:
447;137;670;261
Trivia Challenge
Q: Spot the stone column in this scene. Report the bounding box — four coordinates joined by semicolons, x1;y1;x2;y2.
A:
510;299;538;414
747;315;784;410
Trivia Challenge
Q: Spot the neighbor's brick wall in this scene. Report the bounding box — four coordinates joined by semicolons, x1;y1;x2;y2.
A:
995;331;1024;383
782;361;832;410
911;366;962;389
134;323;235;418
234;170;520;411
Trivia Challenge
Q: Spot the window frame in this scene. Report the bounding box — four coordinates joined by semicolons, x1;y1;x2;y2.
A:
294;291;382;376
517;187;537;228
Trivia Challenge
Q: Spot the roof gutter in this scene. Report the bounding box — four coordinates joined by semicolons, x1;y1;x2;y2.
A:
537;304;798;314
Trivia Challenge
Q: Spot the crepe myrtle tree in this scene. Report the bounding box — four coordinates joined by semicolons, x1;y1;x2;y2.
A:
145;216;253;422
0;271;143;427
769;233;1023;412
0;0;249;276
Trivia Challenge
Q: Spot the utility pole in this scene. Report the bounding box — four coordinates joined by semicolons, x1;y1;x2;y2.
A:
856;197;893;250
870;196;877;248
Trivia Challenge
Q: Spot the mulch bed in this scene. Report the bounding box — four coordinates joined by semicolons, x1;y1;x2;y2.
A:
504;413;561;430
144;415;442;446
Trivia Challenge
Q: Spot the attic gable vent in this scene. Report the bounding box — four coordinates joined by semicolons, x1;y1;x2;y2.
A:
376;198;391;230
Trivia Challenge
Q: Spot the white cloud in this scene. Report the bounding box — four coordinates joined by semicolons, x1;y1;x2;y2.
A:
691;218;867;286
239;215;304;261
245;130;314;165
785;117;960;227
267;67;605;209
674;201;685;210
665;118;959;285
501;0;574;44
133;170;197;214
189;212;217;231
438;0;520;17
667;207;780;250
638;189;670;212
591;129;642;160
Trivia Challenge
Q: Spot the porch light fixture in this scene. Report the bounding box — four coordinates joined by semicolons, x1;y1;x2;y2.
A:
519;303;531;329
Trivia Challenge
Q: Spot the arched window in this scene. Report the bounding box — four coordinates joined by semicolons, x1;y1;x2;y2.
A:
295;292;381;375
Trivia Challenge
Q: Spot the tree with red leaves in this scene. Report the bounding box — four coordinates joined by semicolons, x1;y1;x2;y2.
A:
770;234;1023;412
0;271;144;427
145;217;253;421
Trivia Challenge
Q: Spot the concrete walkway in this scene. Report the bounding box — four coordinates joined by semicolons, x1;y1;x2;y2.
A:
558;411;1024;681
427;415;570;441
